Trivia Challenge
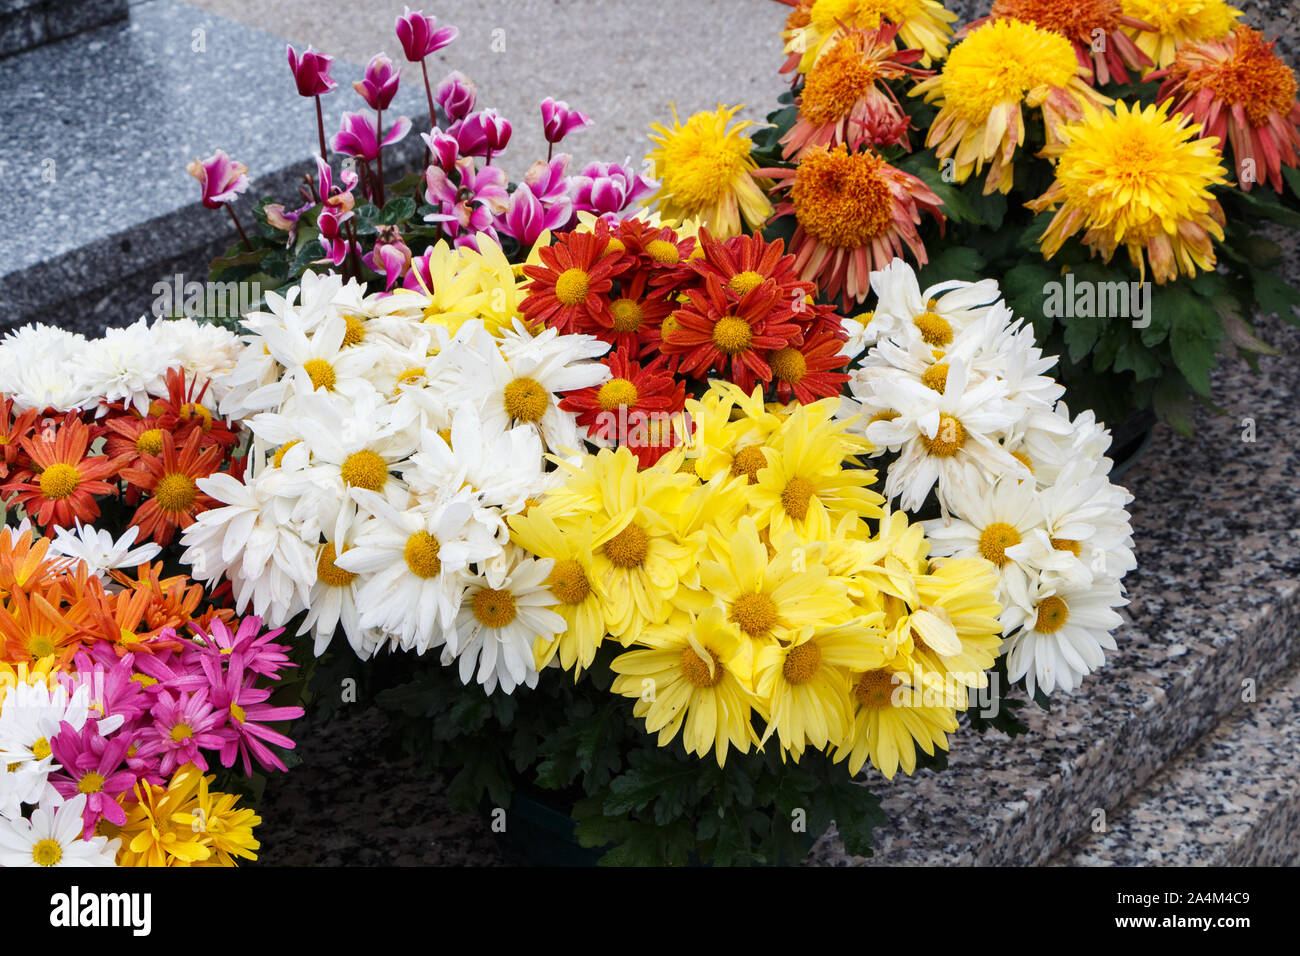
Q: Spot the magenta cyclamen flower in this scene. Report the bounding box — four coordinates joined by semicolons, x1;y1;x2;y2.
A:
317;207;357;266
287;44;337;97
354;52;401;111
186;150;249;209
434;71;476;123
452;109;511;159
333;110;412;163
49;721;136;839
421;128;459;171
424;157;508;247
540;97;593;144
142;689;230;777
570;160;658;219
395;7;459;62
363;227;414;292
498;185;574;247
523;154;573;206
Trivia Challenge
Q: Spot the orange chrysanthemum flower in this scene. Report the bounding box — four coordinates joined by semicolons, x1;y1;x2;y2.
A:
0;587;95;666
759;145;944;304
120;431;223;546
1153;25;1300;193
783;23;930;158
966;0;1155;86
108;561;217;637
2;414;120;533
0;525;60;597
0;396;38;483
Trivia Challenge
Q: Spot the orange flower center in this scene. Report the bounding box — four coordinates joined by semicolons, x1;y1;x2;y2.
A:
472;587;518;628
135;429;165;456
546;558;591;605
978;522;1022;567
782;641;822;685
791;145;894;248
603;523;648;568
503;377;549;423
801;32;882;125
921;414;967;457
854;669;898;709
781;476;817;520
727;270;765;295
38;463;81;500
154;473;198;513
316;542;358;588
921;362;949;393
403;531;442;578
340;449;388;491
711;315;753;355
1034;595;1069;633
770;346;808;384
729;445;769;484
989;0;1123;45
597;378;640;411
679;644;726;687
342;313;367;346
303;358;336;391
730;591;779;638
1177;26;1298;127
609;298;645;332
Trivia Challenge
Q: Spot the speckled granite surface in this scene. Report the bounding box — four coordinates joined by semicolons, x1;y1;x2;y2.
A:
1056;658;1300;867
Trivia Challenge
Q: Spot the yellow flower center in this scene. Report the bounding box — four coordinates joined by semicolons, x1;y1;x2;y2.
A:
546;558;591;605
32;838;62;866
1050;537;1082;556
978;522;1022;567
272;440;301;468
782;641;822;685
38;463;81;500
730;591;779;638
854;669;897;709
791;145;894;248
921;362;949;393
154;472;198;513
32;737;51;761
711;315;753;355
396;367;425;389
868;409;899;425
597;378;640;412
727;270;766;295
78;770;105;794
316;541;358;588
729;445;769;484
303;358;336;391
554;268;591;305
342;314;367;346
230;702;246;724
340;449;388;491
403;531;442;578
603;237;626;256
609;298;645;332
504;377;549;423
178;403;213;432
645;239;680;264
170;722;194;743
921;414;967;457
912;311;953;346
679;644;726;688
1011;450;1032;471
135;429;164;456
770;346;808;385
603;523;649;569
1034;595;1069;633
472;587;518;628
27;635;55;659
781;476;816;520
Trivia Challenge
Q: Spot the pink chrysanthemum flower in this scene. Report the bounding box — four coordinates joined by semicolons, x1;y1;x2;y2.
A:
49;722;136;839
141;689;230;776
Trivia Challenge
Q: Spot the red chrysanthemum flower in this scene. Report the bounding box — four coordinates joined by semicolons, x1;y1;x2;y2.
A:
1153;25;1300;193
614;219;699;295
151;368;240;453
120;430;223;546
689;229;816;318
599;270;679;356
2;414;120;533
520;228;629;333
0;396;38;483
661;275;801;390
560;348;686;466
768;328;852;404
102;412;168;504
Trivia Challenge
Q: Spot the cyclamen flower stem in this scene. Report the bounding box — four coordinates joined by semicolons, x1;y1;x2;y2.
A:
225;204;253;251
485;148;493;167
376;109;387;208
547;142;553;162
346;217;363;281
314;95;329;159
418;58;435;168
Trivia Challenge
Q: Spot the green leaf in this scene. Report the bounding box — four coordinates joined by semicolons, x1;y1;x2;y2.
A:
916;246;985;286
377;197;416;225
1248;266;1300;325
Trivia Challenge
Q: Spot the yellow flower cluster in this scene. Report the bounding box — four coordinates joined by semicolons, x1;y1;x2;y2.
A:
511;381;1003;778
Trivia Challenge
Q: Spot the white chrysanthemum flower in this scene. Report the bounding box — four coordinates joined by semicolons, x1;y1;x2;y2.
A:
150;317;242;396
334;487;501;654
867;258;1003;350
0;325;95;412
1006;402;1116;486
864;359;1027;511
403;403;545;527
0;682;93;817
1002;576;1127;697
1034;460;1136;584
47;523;161;581
79;317;178;415
239;311;389;413
0;794;119;867
180;446;317;624
296;500;380;658
444;545;565;695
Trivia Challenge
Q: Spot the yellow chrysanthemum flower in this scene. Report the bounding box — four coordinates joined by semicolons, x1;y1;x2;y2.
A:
782;0;956;70
508;509;608;677
684;382;782;484
0;656;58;698
912;17;1113;194
610;607;759;767
645;104;774;240
171;771;262;867
1027;100;1229;283
893;557;1004;693
1121;0;1242;69
754;621;889;761
541;446;700;641
384;236;524;338
834;665;959;778
111;768;212;867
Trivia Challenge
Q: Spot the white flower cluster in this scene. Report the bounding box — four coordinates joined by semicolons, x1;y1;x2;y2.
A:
0;317;241;415
181;270;611;694
0;679;120;867
847;260;1134;697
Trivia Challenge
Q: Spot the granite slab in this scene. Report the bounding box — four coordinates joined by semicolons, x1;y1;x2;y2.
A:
1055;657;1300;867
